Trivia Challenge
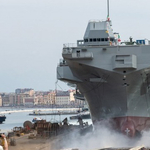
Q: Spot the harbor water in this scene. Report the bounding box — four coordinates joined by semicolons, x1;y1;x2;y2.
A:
0;108;92;133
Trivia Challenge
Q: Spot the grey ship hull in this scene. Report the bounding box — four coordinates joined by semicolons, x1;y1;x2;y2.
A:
57;45;150;136
77;66;150;120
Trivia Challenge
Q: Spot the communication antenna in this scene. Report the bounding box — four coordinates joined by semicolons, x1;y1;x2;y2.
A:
107;0;109;17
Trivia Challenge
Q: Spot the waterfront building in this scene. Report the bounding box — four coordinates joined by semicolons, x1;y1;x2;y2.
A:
1;94;9;106
25;89;35;97
23;97;35;106
48;91;56;105
0;95;2;106
0;89;85;107
55;91;70;106
8;94;16;106
35;95;44;105
16;93;29;106
1;93;16;106
15;88;33;94
43;92;50;105
69;90;75;102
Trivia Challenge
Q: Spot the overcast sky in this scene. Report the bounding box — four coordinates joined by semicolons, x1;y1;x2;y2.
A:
0;0;150;92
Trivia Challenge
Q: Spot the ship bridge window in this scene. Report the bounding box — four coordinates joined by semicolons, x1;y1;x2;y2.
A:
88;38;110;42
110;38;114;42
84;39;88;42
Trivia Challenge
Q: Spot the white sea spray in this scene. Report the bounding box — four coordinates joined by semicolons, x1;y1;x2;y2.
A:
56;124;150;150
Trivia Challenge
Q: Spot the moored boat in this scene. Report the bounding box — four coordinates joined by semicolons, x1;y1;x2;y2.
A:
32;117;42;123
0;115;6;124
70;111;91;120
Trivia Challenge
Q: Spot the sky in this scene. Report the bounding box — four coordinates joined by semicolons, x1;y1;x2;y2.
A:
0;0;150;92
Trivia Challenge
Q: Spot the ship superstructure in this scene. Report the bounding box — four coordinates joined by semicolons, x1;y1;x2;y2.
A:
57;4;150;137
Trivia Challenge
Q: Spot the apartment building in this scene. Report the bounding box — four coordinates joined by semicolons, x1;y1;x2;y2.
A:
43;92;50;105
1;93;16;106
15;88;33;94
16;93;30;106
55;91;70;106
0;95;2;106
0;89;83;107
35;95;44;105
23;97;35;106
48;91;56;105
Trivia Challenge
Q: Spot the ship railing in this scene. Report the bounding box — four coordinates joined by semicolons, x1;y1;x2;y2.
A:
58;59;68;66
89;19;105;22
63;43;77;48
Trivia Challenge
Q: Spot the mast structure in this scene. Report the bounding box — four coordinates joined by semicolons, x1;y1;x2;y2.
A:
107;0;109;17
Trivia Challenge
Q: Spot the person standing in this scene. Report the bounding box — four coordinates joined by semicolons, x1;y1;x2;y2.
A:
78;117;84;128
0;134;8;150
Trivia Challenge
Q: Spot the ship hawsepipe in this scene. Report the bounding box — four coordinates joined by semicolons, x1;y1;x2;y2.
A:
57;18;150;137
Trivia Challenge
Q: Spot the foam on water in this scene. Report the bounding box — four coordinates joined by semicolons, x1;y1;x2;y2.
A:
0;108;79;114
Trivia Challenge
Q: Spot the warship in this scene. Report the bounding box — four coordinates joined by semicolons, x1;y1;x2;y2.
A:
57;1;150;137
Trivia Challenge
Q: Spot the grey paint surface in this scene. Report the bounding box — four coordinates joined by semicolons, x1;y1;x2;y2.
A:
57;19;150;122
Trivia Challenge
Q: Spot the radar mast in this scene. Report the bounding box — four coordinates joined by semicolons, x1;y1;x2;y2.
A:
107;0;109;18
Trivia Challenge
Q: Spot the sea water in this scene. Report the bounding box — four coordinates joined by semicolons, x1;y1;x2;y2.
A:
0;108;92;133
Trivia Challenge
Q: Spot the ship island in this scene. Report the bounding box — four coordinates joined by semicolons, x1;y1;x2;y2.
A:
57;1;150;137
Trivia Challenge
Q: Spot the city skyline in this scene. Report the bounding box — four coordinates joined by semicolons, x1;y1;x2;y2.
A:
0;0;150;92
